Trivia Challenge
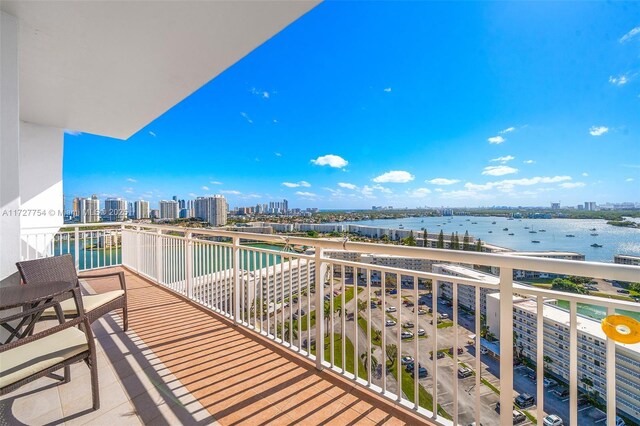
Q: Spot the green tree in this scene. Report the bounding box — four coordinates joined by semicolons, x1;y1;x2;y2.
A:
551;278;588;294
453;232;460;250
463;231;471;251
386;344;398;366
403;231;417;246
543;355;553;371
476;239;482;252
423;230;428;247
437;230;445;249
306;230;319;238
323;301;332;336
449;232;455;249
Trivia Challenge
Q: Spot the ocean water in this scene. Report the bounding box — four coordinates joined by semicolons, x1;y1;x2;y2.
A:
335;215;640;262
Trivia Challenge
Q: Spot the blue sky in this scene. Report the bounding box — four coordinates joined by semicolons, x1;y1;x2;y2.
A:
64;1;640;210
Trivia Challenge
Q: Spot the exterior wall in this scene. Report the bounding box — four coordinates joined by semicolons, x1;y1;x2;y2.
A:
434;264;499;315
299;223;345;233
614;255;640;266
0;12;20;284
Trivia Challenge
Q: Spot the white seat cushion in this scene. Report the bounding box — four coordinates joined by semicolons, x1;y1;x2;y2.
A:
43;290;125;317
0;327;88;388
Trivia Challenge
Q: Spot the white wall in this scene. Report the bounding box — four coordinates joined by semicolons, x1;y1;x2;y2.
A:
0;12;20;284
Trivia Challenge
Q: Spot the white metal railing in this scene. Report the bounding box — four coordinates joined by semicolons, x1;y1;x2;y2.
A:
19;222;640;426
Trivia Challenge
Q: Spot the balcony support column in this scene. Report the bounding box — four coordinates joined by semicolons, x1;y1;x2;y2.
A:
155;228;163;283
499;267;514;426
233;236;241;324
185;231;193;300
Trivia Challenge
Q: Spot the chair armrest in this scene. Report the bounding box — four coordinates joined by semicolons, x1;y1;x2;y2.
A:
78;271;126;292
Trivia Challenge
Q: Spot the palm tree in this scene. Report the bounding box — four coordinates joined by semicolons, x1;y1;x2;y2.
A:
386;344;398;367
357;299;367;313
543;355;553;371
361;348;379;373
323;301;331;337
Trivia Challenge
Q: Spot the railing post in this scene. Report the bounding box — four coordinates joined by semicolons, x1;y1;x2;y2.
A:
233;236;241;324
135;225;141;273
314;247;325;370
499;267;514;426
185;231;193;299
120;224;125;267
74;226;80;271
155;228;163;283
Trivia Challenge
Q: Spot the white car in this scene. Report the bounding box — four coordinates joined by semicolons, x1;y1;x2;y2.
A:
400;331;413;339
386;306;397;313
385;319;396;327
543;414;563;426
480;347;488;355
400;356;414;365
417;328;426;336
543;378;558;388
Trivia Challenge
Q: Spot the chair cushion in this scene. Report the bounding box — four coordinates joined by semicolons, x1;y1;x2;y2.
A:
43;290;125;317
0;327;88;388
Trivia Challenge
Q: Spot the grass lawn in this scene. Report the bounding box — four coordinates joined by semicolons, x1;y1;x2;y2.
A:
311;333;367;380
589;291;636;302
300;286;363;331
358;316;381;346
389;361;451;420
437;320;454;329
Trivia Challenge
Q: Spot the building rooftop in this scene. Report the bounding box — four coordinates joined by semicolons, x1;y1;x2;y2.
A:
504;251;584;258
0;267;432;425
432;264;499;283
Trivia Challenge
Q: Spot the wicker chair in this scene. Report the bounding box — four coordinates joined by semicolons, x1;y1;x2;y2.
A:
16;254;128;331
0;285;100;410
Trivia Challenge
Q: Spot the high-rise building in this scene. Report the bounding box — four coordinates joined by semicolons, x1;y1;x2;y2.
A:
134;200;150;219
551;202;560;210
194;195;227;226
159;200;179;220
78;195;100;223
585;201;597;211
104;198;127;221
172;195;178;201
150;209;160;219
72;197;81;219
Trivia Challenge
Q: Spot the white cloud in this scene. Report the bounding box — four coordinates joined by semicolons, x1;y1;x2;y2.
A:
620;26;640;43
491;155;515;163
559;182;586;189
210;181;223;185
372;184;392;193
338;182;358;190
383;87;392;92
626;178;635;182
126;178;137;183
221;190;241;195
482;165;518;176
465;176;572;192
250;87;271;99
609;74;630;86
275;152;282;157
295;191;316;197
64;129;82;136
282;181;311;188
589;126;608;136
373;170;414;183
124;187;134;194
148;131;156;137
523;160;535;164
581;172;589;177
427;178;460;185
188;193;197;198
240;112;253;124
201;186;209;191
434;188;443;192
311;154;348;168
487;135;506;144
409;188;432;198
499;127;515;134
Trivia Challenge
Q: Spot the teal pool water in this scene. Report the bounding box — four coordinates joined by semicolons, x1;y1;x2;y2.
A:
554;299;640;322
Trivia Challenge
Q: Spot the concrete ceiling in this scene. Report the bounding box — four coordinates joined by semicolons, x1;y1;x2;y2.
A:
1;0;319;140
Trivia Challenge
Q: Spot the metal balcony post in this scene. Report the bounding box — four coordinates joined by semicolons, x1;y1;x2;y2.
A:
155;228;163;283
74;226;80;271
499;267;514;426
314;247;325;370
135;225;141;273
233;236;241;324
186;231;193;299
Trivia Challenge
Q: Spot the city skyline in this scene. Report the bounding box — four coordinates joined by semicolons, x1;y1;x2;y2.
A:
63;2;639;209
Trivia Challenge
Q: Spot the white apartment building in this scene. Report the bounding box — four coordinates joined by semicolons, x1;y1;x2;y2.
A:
104;197;127;222
194;195;227;226
299;223;346;233
614;254;640;267
134;200;150;220
489;251;585;279
434;264;499;315
487;293;640;420
246;257;315;305
159;200;179;220
78;195;100;223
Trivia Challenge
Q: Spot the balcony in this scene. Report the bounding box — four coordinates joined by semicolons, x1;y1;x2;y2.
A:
8;223;640;426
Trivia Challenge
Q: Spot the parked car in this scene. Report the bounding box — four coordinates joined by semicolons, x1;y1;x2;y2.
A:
411;366;428;379
405;362;421;373
543;414;564;426
577;396;590;407
543;378;558;388
616;416;626;426
402;322;414;328
430;351;445;360
385;319;396;327
401;331;413;339
515;393;535;408
370;301;377;308
417;328;426;336
386;306;397;313
617;289;630;294
457;366;473;378
513;410;526;424
400;356;414;365
526;371;536;382
389;289;397;295
553;388;570;398
418;309;428;315
439;313;449;319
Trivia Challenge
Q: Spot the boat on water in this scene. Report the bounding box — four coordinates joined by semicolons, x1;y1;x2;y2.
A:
488;231;493;233
590;233;598;236
566;234;576;237
491;221;496;224
591;243;603;248
539;229;546;232
508;233;515;236
529;230;537;233
471;222;477;224
465;219;470;221
508;218;514;220
524;226;530;229
590;228;597;231
503;228;509;231
532;240;541;243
